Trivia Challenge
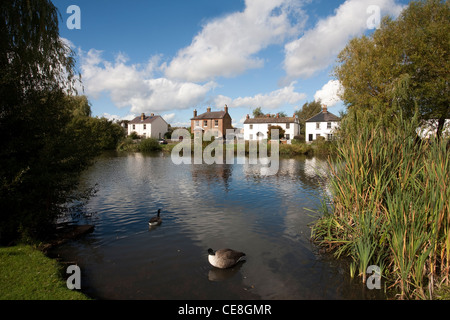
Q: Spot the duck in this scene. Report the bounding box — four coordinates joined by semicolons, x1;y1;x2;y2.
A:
148;209;162;226
207;248;246;269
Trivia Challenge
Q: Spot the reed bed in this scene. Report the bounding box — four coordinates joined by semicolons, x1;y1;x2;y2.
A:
312;112;449;299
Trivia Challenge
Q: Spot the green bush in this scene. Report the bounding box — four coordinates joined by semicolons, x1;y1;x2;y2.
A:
139;138;162;152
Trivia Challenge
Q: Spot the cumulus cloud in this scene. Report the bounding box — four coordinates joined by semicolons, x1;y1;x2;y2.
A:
79;49;215;113
164;0;306;82
214;82;306;110
283;0;404;81
314;80;343;107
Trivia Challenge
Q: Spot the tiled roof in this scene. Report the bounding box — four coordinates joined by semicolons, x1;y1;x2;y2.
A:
191;111;227;120
129;115;164;124
305;111;340;123
244;117;298;124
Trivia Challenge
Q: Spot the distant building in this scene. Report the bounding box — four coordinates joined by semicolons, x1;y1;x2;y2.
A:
128;113;168;139
305;105;340;143
244;113;300;144
191;105;233;138
416;119;450;139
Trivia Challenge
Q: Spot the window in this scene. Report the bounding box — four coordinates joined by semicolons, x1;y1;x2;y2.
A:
309;134;313;142
143;124;146;130
327;134;333;141
195;121;199;127
285;134;290;140
250;134;253;140
286;123;290;129
132;124;135;130
204;120;208;127
316;134;321;139
214;120;219;127
250;124;253;130
327;122;332;129
316;123;320;130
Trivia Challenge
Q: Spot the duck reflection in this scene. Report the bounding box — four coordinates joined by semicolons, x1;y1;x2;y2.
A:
207;261;245;282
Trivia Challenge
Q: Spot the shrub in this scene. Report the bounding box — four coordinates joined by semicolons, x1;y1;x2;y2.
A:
139;138;162;152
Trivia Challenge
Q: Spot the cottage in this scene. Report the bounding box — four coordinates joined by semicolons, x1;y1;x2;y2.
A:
244;113;300;144
191;105;233;138
128;113;168;139
305;105;340;143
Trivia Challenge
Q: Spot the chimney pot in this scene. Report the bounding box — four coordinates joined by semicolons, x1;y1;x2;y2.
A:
207;107;211;113
246;114;250;119
224;104;228;113
151;113;154;117
194;109;197;117
141;113;145;121
322;105;328;113
276;113;280;118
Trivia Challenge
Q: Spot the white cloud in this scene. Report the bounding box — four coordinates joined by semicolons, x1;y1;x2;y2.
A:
314;80;343;107
79;49;215;113
283;0;404;81
214;82;306;110
164;0;306;82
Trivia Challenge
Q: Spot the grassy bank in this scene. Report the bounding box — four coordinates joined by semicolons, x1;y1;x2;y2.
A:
159;139;334;157
311;113;449;299
0;245;90;300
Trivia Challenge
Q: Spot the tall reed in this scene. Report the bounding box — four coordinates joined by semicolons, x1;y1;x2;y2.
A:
312;110;450;299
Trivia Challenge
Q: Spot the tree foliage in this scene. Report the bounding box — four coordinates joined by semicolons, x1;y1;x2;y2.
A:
0;1;121;244
335;0;450;137
295;100;322;136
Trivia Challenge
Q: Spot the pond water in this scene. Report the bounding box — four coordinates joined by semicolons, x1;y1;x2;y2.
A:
51;151;385;300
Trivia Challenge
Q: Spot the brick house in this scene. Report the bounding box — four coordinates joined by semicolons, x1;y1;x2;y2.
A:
191;105;233;138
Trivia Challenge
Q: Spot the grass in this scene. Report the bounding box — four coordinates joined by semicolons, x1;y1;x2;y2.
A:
311;111;450;299
0;245;90;300
160;139;335;157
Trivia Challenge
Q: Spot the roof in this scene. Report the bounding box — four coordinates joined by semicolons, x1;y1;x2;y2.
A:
305;111;340;123
129;115;166;124
191;111;228;120
244;116;298;125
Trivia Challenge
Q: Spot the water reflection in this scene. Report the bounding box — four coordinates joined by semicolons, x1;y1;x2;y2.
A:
51;152;384;300
208;262;246;282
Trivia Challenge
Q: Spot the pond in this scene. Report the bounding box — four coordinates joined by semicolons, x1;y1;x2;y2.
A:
51;151;386;300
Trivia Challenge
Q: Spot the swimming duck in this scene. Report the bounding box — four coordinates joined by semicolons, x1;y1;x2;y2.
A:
207;248;246;269
149;209;162;226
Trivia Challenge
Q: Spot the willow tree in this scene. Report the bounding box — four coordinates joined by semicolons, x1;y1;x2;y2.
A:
335;0;450;138
0;1;96;243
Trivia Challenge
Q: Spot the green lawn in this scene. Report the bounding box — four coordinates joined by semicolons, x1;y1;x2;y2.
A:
0;245;90;300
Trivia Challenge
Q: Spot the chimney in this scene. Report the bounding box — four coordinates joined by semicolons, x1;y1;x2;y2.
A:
150;113;154;117
193;109;197;117
276;113;280;118
207;107;211;113
246;114;250;120
322;105;328;114
224;104;228;114
141;113;145;121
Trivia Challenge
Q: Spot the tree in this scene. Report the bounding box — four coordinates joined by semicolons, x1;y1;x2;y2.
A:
335;0;449;138
0;1;96;243
295;101;322;136
267;125;285;140
252;107;265;118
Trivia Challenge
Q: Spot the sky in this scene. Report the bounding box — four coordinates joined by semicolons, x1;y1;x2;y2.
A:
56;0;411;128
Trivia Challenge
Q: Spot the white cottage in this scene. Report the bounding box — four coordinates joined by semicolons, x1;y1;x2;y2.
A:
128;113;168;139
305;106;340;143
244;113;300;144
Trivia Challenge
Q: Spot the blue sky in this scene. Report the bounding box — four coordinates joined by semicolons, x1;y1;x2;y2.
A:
56;0;410;128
